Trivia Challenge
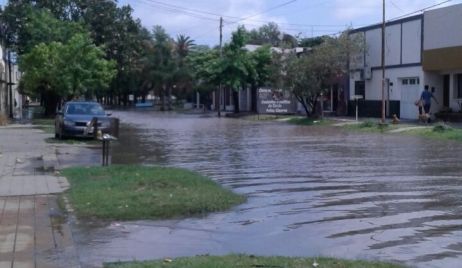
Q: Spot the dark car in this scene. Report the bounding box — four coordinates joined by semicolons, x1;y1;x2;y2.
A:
55;101;111;139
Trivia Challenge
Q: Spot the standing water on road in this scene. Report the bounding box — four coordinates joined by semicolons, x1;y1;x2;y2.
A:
75;111;462;268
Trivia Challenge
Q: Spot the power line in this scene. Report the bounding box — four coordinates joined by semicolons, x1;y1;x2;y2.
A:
224;0;298;26
388;0;452;21
135;0;343;28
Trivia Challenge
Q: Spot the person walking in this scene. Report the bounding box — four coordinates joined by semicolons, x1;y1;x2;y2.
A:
420;85;438;123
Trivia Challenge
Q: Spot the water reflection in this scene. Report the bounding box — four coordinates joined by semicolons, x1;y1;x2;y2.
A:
75;111;462;268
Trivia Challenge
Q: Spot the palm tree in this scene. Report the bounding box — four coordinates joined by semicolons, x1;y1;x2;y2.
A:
173;35;195;107
175;34;195;59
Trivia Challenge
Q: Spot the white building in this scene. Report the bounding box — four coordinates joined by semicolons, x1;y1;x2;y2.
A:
349;3;462;119
0;45;22;120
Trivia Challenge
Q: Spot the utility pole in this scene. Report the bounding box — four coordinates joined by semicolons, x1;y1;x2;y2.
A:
8;50;13;119
217;17;223;117
381;0;386;123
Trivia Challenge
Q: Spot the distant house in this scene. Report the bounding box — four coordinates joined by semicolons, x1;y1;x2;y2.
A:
349;3;462;119
0;45;22;120
211;44;347;115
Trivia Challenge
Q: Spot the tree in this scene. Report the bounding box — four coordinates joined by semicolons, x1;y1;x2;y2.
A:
246;22;297;48
298;36;325;48
219;26;253;113
248;46;272;112
21;9;85;54
281;32;363;117
20;33;116;115
172;35;195;101
187;46;220;94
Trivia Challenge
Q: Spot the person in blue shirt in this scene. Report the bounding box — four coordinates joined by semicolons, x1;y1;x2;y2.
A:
420;85;438;122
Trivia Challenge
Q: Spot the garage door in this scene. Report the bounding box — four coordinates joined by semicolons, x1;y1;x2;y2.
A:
400;78;421;120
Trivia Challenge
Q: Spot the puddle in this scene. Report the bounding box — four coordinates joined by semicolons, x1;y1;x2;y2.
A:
73;111;462;267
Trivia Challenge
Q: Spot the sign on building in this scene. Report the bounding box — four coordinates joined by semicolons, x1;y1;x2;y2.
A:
257;88;297;114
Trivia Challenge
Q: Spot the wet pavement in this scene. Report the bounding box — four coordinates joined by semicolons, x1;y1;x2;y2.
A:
74;111;462;268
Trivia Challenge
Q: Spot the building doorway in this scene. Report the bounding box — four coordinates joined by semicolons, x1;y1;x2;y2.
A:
443;74;450;107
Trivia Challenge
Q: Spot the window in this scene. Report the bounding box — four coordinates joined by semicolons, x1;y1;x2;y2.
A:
401;77;419;86
457;74;462;98
354;81;365;98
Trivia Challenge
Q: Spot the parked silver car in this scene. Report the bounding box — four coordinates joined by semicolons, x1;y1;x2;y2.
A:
55;101;111;139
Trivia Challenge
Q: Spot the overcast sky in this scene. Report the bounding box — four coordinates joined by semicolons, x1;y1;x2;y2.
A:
2;0;461;46
117;0;462;46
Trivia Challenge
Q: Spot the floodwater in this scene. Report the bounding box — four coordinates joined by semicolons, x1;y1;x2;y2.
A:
74;111;462;268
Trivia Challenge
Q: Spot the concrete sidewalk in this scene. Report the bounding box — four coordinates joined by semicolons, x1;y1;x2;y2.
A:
0;126;79;268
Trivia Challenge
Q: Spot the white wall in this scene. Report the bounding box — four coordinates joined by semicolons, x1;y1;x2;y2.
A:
385;24;401;66
365;28;381;67
424;4;462;50
443;71;462;111
350;66;423;101
362;18;421;68
402;20;422;63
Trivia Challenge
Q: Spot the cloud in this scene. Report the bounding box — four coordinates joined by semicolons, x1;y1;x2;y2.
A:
333;0;460;22
334;0;380;20
119;0;288;46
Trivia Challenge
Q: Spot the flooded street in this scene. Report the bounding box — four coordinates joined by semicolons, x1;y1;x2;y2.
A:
76;111;462;268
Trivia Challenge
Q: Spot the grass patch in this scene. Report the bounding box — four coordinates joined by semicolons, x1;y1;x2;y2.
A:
286;117;331;126
62;165;245;221
104;255;404;268
44;137;100;145
343;120;394;133
32;118;55;134
404;123;462;142
242;114;292;121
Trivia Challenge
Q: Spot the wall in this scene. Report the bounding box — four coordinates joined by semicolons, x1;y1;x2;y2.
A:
424;4;462;50
358;16;422;70
350;66;423;101
402;19;422;64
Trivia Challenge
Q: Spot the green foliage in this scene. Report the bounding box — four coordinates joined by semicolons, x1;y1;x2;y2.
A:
186;47;220;94
20;33;116;99
360;120;375;128
247;22;297;48
298;36;326;48
62;165;245;220
104;255;405;268
287;117;331;126
21;9;85;54
433;123;452;132
279;32;364;117
249;45;272;88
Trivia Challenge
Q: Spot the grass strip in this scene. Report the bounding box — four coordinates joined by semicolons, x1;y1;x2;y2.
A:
104;255;404;268
32;118;55;134
342;120;398;133
62;165;245;221
286;117;331;126
404;124;462;142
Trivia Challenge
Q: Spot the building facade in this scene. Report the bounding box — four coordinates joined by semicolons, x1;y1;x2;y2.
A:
349;3;462;119
0;45;21;120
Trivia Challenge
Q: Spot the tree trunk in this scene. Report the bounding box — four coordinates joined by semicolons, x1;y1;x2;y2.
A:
123;94;128;106
168;86;172;110
233;90;240;114
310;95;319;117
251;84;258;113
295;95;311;118
43;91;60;117
160;86;165;111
